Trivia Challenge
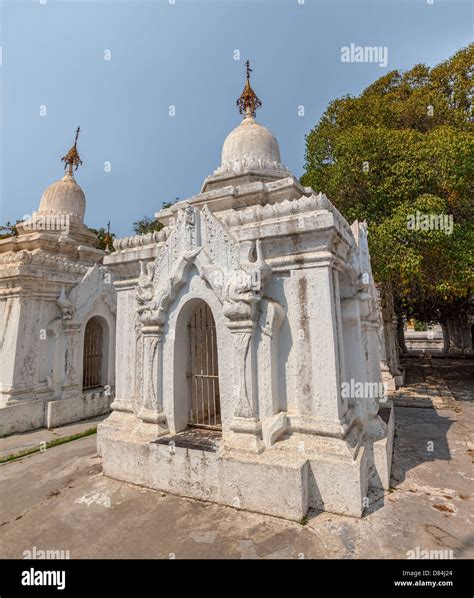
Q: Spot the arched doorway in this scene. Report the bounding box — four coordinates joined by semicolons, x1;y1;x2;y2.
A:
188;301;221;429
83;316;105;390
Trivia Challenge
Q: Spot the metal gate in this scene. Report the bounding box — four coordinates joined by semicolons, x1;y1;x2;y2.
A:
83;317;103;390
188;302;221;429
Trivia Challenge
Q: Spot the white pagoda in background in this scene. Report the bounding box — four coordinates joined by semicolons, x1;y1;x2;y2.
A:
0;130;116;436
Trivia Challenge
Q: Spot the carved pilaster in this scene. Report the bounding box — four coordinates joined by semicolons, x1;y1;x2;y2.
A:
137;324;168;433
228;324;254;419
257;299;287;447
61;323;82;399
226;320;264;454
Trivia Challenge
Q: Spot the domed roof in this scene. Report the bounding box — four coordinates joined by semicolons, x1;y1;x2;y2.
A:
38;172;86;223
214;114;289;177
201;61;291;191
221;114;281;165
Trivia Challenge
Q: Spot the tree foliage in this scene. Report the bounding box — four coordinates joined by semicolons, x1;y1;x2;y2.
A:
87;226;115;252
301;44;473;324
133;201;175;236
0;220;20;239
132;216;164;235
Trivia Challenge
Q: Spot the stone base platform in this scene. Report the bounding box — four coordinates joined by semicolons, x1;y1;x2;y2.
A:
0;391;113;437
98;406;394;521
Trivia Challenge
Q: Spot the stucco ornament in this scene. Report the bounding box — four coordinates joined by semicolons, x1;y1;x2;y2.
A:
136;204;271;328
56;286;74;320
212;239;271;322
136;247;201;327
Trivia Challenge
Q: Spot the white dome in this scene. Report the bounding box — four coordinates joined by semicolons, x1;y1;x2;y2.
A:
215;115;289;176
38;172;86;223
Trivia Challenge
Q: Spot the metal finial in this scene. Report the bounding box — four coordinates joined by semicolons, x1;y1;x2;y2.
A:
104;220;113;253
61;126;83;174
236;60;262;118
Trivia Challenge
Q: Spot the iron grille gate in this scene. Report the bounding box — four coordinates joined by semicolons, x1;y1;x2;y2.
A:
83;318;103;390
188;302;221;429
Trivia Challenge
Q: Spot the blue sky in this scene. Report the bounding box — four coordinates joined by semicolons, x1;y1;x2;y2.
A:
1;0;472;237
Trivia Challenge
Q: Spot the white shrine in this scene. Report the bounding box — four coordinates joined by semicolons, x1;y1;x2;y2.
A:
98;64;394;519
0;130;116;436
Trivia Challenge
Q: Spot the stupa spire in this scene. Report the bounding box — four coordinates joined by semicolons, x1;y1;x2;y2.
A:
236;60;262;119
61;126;83;175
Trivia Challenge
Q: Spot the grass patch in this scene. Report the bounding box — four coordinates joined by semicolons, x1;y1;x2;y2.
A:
0;427;97;464
299;515;309;526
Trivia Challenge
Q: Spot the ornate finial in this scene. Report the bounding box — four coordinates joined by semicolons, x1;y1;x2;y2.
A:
104;220;113;253
61;126;83;175
236;60;262;118
245;59;251;80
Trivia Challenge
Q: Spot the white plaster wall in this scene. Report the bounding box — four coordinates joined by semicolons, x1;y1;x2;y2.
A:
39;300;63;388
291;266;345;422
0;398;47;436
12;298;43;397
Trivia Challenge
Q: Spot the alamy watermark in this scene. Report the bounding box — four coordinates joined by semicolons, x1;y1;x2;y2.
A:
21;568;66;591
406;547;454;559
341;379;388;402
23;546;70;560
22;212;70;236
208;269;262;290
341;43;388;68
406;211;453;235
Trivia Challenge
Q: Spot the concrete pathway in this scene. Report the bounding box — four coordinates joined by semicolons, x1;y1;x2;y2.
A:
0;415;106;458
390;356;468;411
0;358;472;559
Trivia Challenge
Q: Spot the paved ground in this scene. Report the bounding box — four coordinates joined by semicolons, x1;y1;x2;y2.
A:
0;415;107;458
0;357;472;559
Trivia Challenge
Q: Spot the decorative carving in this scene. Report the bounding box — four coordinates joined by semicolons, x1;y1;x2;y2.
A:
221;192;349;233
222;240;271;321
139;331;162;412
135;207;202;326
213;156;289;176
113;228;168;252
56;286;74;320
67;264;117;323
135;204;272;328
232;330;253;418
0;250;88;274
199;206;271;322
136;247;201;326
258;298;286;443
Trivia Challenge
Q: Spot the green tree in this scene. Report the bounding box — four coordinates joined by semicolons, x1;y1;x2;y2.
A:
301;44;473;337
133;201;176;235
0;220;20;239
132;216;163;235
88;225;115;252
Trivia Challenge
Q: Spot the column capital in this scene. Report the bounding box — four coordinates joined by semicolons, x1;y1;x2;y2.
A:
225;320;255;334
141;324;164;337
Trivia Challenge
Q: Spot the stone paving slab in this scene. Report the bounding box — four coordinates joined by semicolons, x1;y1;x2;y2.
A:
390;357;462;412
